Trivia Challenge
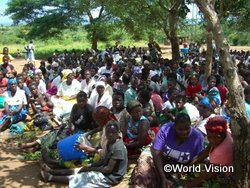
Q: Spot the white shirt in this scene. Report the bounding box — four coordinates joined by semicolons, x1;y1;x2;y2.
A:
5;89;27;105
81;79;95;97
89;93;112;109
38;80;46;94
51;75;62;88
98;66;112;75
57;79;81;98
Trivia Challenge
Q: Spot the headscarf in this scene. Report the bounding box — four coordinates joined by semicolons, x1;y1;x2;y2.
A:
61;69;73;81
200;95;220;110
205;116;228;133
95;81;106;88
150;70;158;79
92;106;117;126
8;78;17;91
8;78;17;85
126;100;142;113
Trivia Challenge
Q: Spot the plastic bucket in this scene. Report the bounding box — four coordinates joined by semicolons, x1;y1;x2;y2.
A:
57;132;87;161
181;48;189;53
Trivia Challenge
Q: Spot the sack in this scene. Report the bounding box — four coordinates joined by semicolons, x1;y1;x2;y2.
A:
34;115;53;131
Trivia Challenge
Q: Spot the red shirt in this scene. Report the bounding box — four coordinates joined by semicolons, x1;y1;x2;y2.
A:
186;83;202;98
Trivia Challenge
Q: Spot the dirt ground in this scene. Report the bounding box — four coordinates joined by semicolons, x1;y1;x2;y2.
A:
0;45;249;188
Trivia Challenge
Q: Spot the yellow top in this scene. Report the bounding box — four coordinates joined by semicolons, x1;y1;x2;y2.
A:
0;54;14;64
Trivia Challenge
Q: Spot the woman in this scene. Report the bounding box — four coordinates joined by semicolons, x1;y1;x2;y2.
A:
123;100;151;156
39;106;118;169
51;69;81;117
89;81;112;109
0;79;27;131
180;116;233;187
131;113;204;188
193;95;220;145
18;91;94;152
137;89;156;117
110;90;130;137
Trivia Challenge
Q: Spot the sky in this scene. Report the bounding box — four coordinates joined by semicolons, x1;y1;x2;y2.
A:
0;0;12;25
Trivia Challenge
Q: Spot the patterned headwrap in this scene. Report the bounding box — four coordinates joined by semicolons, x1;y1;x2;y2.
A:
92;106;117;127
8;78;17;86
126;100;142;113
200;95;220;110
205;116;228;133
61;69;73;81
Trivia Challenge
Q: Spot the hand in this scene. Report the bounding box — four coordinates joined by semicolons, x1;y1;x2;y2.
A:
74;142;88;151
161;178;172;188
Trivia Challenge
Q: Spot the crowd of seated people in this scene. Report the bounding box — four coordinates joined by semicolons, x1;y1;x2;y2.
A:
0;43;248;187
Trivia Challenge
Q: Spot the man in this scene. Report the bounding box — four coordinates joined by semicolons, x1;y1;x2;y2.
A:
0;47;14;64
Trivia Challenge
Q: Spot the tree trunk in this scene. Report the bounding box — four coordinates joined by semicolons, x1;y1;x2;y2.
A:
169;0;181;64
91;29;98;50
195;1;250;187
204;24;213;85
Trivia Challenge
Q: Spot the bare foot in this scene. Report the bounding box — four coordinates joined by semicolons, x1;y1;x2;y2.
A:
38;158;52;172
40;170;52;182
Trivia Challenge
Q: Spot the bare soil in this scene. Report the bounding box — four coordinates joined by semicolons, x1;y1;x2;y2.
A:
0;45;249;188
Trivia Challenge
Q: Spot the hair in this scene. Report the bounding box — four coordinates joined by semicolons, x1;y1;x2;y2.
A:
244;85;250;95
113;71;120;78
28;82;37;89
207;75;216;83
205;116;228;133
167;73;177;80
16;76;24;82
105;120;120;132
137;83;147;93
168;87;178;96
175;94;186;102
122;74;131;84
113;90;124;101
244;71;250;80
174;113;191;125
214;74;222;86
138;89;151;102
167;77;177;84
77;91;87;100
148;116;159;128
188;74;198;83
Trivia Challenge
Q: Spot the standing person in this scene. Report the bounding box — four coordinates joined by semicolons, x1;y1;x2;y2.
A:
27;40;35;65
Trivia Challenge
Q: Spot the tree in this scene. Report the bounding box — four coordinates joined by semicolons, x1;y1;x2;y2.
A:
5;0;112;50
194;0;250;187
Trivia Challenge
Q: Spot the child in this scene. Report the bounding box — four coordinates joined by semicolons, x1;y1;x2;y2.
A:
40;120;128;187
163;94;189;122
33;73;46;94
28;82;54;114
162;87;178;111
186;74;202;104
17;49;21;59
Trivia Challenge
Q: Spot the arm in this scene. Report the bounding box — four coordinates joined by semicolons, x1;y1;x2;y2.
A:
125;119;149;149
11;101;24;115
152;148;171;188
188;144;211;166
43;93;54;108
